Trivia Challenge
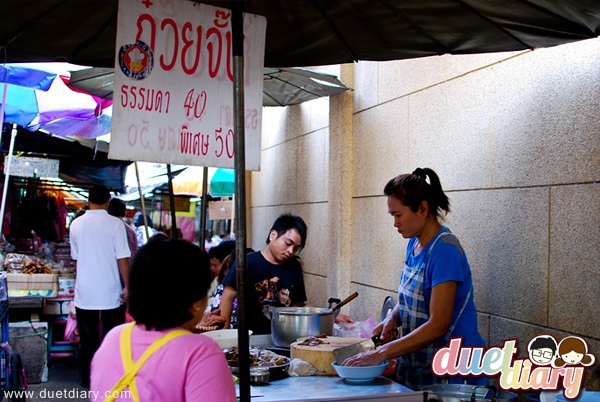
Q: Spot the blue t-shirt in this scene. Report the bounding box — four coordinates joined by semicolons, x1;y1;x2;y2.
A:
404;227;484;348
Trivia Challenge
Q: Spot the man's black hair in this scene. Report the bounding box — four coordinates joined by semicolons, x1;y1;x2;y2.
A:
529;337;557;353
208;240;236;262
88;185;111;205
133;212;153;228
128;239;211;330
266;214;308;249
107;198;126;218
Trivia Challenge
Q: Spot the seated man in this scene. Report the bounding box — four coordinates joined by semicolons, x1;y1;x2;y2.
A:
219;214;352;335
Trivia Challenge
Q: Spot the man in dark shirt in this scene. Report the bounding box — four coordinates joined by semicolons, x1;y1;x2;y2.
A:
220;214;308;334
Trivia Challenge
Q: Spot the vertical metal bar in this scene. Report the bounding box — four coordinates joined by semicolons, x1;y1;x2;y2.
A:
232;2;250;401
134;162;150;241
0;84;7;133
166;164;178;238
199;166;209;249
0;123;18;234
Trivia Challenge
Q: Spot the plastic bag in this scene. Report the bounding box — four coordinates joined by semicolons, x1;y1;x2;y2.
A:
63;302;79;343
334;316;379;338
4;253;29;272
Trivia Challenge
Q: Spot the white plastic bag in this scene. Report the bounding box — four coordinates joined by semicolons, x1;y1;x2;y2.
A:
334;316;379;338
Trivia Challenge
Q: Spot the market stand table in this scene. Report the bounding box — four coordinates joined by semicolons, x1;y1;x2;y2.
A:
237;334;422;401
240;376;422;401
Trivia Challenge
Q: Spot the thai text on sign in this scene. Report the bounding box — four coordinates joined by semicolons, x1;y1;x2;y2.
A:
109;0;266;171
6;157;60;179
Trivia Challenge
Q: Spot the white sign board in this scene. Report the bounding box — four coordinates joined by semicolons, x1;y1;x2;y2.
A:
109;0;266;171
5;157;60;179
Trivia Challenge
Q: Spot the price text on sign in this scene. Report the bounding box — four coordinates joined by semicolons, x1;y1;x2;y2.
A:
109;0;266;170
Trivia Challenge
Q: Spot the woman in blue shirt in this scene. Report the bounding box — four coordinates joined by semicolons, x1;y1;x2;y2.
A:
342;168;485;389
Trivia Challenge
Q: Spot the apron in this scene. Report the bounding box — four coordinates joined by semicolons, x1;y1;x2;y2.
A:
104;323;190;402
394;229;472;390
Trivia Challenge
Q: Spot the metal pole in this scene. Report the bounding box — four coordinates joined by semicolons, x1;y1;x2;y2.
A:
166;164;178;238
199;166;209;249
0;123;18;234
232;2;250;401
134;161;150;241
0;84;7;133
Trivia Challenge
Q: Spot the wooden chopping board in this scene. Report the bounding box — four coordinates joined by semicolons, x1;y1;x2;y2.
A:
290;337;367;375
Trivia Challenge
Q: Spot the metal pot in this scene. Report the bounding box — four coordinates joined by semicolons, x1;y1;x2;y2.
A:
423;385;518;402
263;306;338;347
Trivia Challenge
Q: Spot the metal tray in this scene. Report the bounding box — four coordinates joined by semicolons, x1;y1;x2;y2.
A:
230;356;291;380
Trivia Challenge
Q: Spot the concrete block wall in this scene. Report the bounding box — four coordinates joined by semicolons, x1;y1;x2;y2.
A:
250;66;339;308
250;39;600;389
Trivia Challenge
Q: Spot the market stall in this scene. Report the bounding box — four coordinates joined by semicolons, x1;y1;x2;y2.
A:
0;125;130;384
200;331;422;401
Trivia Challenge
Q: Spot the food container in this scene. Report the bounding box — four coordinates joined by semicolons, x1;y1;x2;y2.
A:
263;306;337;347
330;361;389;384
201;329;253;349
249;367;270;385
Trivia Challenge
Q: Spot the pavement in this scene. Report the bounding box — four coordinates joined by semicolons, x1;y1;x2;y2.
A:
20;358;90;402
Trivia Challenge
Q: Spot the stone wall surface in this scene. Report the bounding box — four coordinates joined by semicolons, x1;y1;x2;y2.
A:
249;40;600;390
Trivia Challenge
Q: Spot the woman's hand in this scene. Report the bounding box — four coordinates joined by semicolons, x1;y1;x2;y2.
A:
372;316;398;343
334;313;355;324
341;350;385;367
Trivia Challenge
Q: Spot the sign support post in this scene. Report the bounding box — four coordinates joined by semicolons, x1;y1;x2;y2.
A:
232;2;250;400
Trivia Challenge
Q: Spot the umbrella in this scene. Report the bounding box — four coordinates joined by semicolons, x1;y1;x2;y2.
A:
122;166;233;197
0;63;101;128
31;112;112;139
171;167;217;196
171;167;234;197
67;67;351;106
2;1;600;68
6;2;600;400
209;168;235;197
263;68;350;106
0;63;113;236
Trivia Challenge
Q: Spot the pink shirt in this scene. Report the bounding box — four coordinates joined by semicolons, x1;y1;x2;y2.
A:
91;324;236;402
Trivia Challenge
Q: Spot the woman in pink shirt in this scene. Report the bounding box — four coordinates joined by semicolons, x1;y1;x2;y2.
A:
90;238;236;402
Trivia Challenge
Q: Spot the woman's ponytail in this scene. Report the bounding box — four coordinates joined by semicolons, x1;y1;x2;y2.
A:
384;167;450;221
421;168;450;217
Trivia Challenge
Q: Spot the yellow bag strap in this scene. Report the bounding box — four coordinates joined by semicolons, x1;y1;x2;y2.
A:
104;323;191;402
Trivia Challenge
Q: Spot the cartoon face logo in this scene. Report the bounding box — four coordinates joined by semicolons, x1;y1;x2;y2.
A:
561;350;584;365
528;336;557;365
553;336;596;368
118;40;154;80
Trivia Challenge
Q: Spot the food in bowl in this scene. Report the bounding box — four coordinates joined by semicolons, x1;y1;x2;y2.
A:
201;329;253;349
331;361;389;384
224;346;289;368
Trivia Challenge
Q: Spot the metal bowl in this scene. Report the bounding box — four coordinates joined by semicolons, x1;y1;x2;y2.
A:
230;357;291;378
249;367;270;385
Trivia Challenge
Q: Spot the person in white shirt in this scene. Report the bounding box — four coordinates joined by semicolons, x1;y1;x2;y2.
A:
69;185;131;388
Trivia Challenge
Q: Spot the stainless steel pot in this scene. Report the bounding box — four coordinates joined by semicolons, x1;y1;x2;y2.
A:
423;385;518;402
263;306;338;347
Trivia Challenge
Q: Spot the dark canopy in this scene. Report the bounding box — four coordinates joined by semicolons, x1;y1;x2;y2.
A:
1;125;130;192
1;0;599;68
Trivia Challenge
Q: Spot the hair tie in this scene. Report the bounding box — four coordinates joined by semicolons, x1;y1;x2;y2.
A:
412;168;426;178
412;168;430;184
